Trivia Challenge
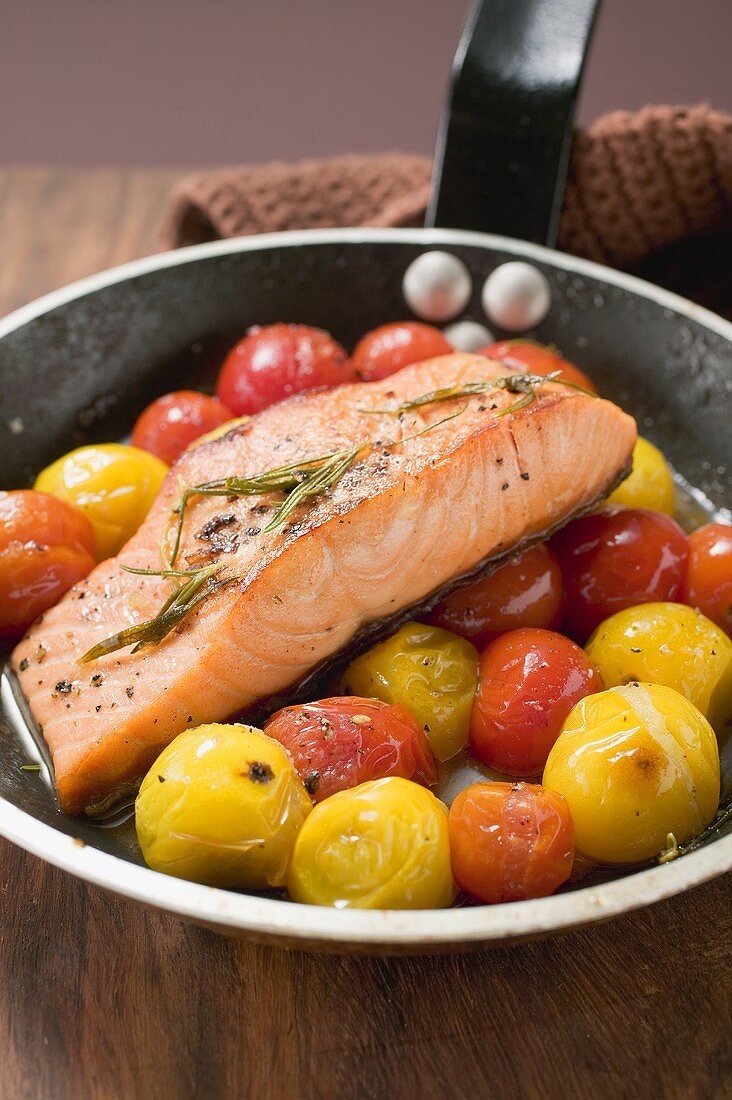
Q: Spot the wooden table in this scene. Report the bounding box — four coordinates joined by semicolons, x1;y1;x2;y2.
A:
0;167;729;1100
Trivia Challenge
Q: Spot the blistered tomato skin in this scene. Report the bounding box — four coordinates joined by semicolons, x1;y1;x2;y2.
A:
352;322;453;382
680;523;732;635
428;545;564;649
607;436;675;515
0;490;96;640
216;324;355;415
135;724;311;889
481;340;596;392
35;443;168;560
586;602;732;730
550;506;689;641
287;777;456;909
343;622;479;761
469;628;603;776
264;696;436;802
543;684;720;863
449;782;574;903
131;390;234;465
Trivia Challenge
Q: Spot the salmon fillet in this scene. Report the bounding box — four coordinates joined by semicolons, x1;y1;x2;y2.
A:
12;353;636;814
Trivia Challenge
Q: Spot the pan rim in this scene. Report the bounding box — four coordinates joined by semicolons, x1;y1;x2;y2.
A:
1;793;729;946
0;225;729;948
1;226;732;346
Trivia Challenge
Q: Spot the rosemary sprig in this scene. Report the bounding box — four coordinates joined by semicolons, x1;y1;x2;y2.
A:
167;448;363;565
79;564;236;664
167;406;465;566
262;445;362;532
658;800;732;863
82;407;468;661
362;371;594;416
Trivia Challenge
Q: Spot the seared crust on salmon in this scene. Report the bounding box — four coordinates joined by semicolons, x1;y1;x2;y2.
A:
12;354;636;814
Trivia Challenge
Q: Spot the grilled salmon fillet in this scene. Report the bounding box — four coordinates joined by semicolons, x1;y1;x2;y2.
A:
13;353;636;814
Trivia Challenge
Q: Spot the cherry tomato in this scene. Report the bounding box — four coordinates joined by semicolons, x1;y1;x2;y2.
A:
35;444;168;560
607;436;675;515
131;390;234;465
544;684;720;863
585;602;732;731
680;523;732;635
136;723;311;888
0;490;96;640
469;628;603;776
482;340;596;392
427;545;564;649
216;324;355;415
550;506;689;641
264;696;437;802
352;322;453;382
448;781;574;903
287;777;455;909
342;622;478;761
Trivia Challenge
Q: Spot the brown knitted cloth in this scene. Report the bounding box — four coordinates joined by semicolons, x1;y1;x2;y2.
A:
159;105;732;316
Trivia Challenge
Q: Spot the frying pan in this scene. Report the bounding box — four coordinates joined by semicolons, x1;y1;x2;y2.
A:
0;0;730;952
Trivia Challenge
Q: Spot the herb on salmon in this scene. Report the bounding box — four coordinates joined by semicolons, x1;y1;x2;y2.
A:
167;407;464;566
167;447;363;565
363;372;595;416
79;564;237;664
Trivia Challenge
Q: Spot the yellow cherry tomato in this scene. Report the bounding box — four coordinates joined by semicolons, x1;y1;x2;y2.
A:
343;622;478;761
543;683;720;863
35;443;167;560
287;777;456;909
607;436;675;515
136;723;312;889
586;602;732;730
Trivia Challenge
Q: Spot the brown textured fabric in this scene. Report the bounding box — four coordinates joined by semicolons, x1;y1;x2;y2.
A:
159;105;732;314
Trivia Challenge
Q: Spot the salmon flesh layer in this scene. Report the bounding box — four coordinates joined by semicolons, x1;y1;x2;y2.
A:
13;353;636;814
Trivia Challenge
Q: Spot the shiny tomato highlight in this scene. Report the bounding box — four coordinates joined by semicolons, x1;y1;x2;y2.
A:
482;340;596;391
428;544;564;649
680;523;732;635
131;390;234;465
550;506;689;641
0;490;96;640
352;322;453;382
264;696;437;802
469;628;603;776
216;324;355;415
448;781;574;903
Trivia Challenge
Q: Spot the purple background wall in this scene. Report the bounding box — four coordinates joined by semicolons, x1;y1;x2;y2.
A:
2;0;731;166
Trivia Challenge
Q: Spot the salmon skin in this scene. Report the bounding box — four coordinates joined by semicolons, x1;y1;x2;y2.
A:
13;353;636;814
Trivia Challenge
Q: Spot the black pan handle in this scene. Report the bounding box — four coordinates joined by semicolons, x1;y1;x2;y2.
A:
427;0;601;246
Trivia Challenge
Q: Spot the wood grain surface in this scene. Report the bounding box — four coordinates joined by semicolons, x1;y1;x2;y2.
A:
0;167;729;1100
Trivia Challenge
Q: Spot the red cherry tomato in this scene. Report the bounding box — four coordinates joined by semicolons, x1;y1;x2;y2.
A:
216;324;355;415
131;390;234;465
550;506;689;641
352;322;453;382
0;490;96;640
469;628;602;776
428;545;564;649
449;781;574;903
680;522;732;635
482;340;596;392
264;696;437;802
